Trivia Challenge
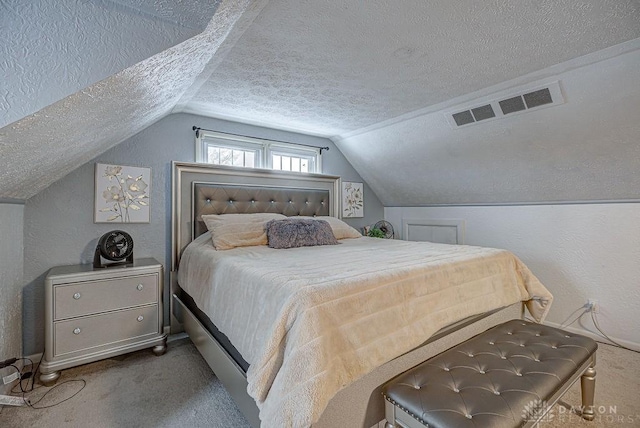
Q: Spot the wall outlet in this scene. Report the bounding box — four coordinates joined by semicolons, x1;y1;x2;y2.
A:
587;299;599;313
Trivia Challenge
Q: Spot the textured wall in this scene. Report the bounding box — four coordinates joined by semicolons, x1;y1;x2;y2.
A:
338;43;640;205
0;0;258;200
385;204;640;349
0;204;24;364
184;0;640;136
0;0;220;129
22;113;383;355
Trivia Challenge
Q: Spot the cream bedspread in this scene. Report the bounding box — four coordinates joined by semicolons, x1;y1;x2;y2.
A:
178;235;552;428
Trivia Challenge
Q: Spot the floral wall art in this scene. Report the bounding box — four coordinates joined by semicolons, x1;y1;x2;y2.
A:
95;163;151;223
342;181;364;218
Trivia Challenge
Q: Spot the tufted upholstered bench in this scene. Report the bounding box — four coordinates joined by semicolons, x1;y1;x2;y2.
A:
382;319;597;427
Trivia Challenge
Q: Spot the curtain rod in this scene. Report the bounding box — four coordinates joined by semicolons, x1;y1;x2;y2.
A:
192;126;330;154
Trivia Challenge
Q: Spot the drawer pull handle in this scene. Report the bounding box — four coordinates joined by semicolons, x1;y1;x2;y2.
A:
136;284;144;291
137;315;144;322
73;292;81;300
73;328;81;335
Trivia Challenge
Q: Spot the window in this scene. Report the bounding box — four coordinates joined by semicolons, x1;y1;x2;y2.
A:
269;144;317;173
196;131;321;173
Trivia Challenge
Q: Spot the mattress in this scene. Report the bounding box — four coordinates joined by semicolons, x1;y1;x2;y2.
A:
178;233;553;427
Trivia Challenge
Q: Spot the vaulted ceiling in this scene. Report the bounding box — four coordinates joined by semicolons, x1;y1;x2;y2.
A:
183;0;640;136
1;0;639;202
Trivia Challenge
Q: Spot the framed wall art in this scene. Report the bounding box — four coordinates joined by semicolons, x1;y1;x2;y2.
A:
342;181;364;218
95;163;151;223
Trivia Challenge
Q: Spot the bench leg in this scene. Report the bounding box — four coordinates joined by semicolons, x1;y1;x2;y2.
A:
580;359;596;421
384;400;398;428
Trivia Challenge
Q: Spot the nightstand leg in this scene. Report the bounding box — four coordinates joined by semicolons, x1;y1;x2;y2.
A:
152;338;167;356
40;371;60;387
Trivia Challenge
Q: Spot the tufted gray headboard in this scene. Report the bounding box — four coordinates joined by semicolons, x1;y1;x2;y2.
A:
172;161;340;271
193;183;331;239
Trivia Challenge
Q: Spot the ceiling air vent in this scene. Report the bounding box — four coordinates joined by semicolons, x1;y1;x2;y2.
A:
445;81;564;128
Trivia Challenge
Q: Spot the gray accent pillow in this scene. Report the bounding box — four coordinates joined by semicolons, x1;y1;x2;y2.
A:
266;219;339;249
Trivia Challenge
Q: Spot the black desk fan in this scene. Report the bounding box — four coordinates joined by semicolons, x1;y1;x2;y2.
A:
373;220;395;239
93;230;134;268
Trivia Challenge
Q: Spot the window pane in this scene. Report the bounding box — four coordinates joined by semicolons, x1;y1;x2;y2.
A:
245;151;255;168
281;156;291;171
269;152;317;173
291;157;300;172
232;150;244;166
199;132;319;172
219;148;233;165
208;146;220;164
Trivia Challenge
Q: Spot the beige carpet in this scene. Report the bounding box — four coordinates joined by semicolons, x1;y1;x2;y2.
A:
1;338;638;427
0;337;250;428
538;341;640;428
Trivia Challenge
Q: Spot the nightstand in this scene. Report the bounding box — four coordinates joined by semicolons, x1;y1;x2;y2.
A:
39;258;167;386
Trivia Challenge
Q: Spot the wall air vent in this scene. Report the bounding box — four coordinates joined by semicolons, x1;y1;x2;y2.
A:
452;110;474;126
523;88;553;108
445;81;564;129
499;96;526;114
471;104;495;121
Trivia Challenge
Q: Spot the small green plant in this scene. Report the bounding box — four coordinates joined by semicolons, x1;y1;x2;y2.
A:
368;228;386;238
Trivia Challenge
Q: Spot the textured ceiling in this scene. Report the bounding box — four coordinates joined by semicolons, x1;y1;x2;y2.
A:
97;0;217;30
0;0;221;129
1;0;640;201
0;0;263;200
181;0;640;136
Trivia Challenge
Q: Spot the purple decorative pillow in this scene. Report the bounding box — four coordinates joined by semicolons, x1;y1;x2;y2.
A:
266;219;339;249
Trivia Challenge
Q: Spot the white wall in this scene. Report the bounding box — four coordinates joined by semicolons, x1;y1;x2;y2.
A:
386;203;640;350
0;203;24;377
337;40;640;206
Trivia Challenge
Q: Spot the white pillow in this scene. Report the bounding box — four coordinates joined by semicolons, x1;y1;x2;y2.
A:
202;213;286;250
298;216;362;239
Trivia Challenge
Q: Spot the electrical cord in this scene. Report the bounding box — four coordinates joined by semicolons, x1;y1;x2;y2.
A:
561;308;588;329
21;380;86;409
590;310;639;354
525;312;585;329
30;351;44;392
527;304;637;354
559;305;588;328
11;368;34;395
13;358;33;372
525;304;587;327
8;364;22;386
6;351;87;409
9;358;34;395
12;353;41;395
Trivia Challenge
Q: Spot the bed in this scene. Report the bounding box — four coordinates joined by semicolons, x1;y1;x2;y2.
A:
170;161;553;428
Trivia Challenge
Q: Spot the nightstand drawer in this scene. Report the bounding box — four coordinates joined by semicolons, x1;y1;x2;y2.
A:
54;305;158;356
54;274;158;320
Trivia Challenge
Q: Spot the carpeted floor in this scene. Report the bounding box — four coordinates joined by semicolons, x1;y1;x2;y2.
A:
0;337;250;428
1;337;639;427
539;341;640;428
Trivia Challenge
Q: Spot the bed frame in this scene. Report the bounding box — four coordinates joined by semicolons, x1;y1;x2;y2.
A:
170;161;524;428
